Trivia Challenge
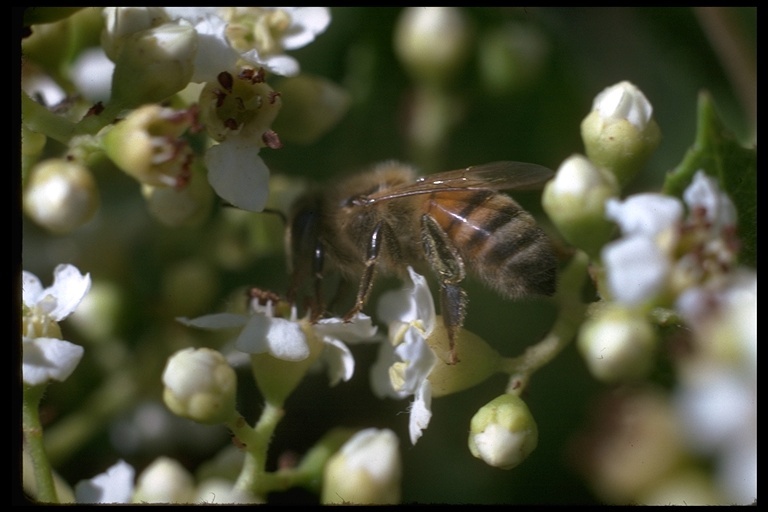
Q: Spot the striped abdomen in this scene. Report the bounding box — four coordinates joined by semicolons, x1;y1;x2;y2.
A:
424;189;556;298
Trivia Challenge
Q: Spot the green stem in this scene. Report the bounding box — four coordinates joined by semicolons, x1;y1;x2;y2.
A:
229;401;285;501
22;383;59;503
501;250;590;394
21;92;76;145
21;91;127;144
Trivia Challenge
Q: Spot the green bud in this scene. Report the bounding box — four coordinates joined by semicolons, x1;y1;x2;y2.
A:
110;21;196;108
542;154;619;258
102;104;195;188
23;158;99;234
271;74;351;145
577;302;657;383
581;81;661;187
468;394;538;470
322;428;401;504
162;348;238;425
424;317;503;398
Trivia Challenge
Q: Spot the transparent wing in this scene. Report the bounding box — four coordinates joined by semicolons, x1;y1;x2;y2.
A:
363;161;553;205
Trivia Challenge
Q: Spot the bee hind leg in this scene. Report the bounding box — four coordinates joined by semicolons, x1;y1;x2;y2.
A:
421;214;467;365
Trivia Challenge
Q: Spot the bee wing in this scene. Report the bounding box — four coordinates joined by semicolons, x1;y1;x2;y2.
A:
363;161;554;204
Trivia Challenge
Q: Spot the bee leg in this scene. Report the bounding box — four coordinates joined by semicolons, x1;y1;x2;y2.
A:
343;220;395;322
310;242;325;321
421;215;467;365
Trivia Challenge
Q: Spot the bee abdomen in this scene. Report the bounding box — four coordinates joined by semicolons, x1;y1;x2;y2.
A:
432;192;557;298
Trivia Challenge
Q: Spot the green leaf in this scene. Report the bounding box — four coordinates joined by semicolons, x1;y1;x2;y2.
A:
663;91;756;267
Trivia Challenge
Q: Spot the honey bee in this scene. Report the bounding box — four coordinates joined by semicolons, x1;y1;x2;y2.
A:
286;160;557;363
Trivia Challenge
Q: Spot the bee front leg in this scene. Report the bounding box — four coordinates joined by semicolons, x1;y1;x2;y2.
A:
343;220;397;322
421;215;467;364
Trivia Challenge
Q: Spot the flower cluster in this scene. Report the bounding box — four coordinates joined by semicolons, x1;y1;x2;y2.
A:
22;7;341;232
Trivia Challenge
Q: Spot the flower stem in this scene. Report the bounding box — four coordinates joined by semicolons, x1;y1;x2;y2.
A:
229;401;285;501
501;250;590;394
22;384;58;503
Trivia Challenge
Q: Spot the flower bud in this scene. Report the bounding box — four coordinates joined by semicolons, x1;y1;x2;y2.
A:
271;74;351;144
23;158;99;234
542;154;619;257
132;456;195;503
422;318;503;397
162;348;237;424
394;7;471;86
321;428;401;504
577;302;657;383
468;394;538;470
581;81;660;187
110;21;197;108
102;105;195;188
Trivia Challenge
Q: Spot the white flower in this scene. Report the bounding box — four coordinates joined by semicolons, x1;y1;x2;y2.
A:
74;460;135;504
372;267;437;444
156;7;330;80
178;297;377;387
602;170;740;308
22;264;91;385
221;7;331;77
322;428;402;504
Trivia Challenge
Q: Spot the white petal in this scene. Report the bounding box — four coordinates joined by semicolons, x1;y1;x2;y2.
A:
69;47;115;102
21;271;44;308
370;340;405;399
377;267;435;332
240;51;300;77
46;264;92;321
394;327;437;395
205;141;270;212
281;7;331;50
75;459;136;504
408;380;433;445
683;171;737;227
189;16;239;84
605;194;683;237
235;315;309;361
602;236;670;306
322;337;355;386
177;313;248;330
314;313;378;342
22;337;84;386
162;7;220;23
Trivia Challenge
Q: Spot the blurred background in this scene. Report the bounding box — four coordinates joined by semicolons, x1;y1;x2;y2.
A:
21;7;755;504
